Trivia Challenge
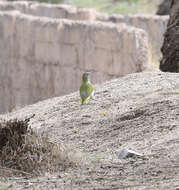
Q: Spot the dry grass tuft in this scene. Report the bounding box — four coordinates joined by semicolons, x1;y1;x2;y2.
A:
0;119;71;176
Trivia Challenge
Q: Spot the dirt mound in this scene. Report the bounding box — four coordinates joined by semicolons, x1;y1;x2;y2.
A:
0;72;179;189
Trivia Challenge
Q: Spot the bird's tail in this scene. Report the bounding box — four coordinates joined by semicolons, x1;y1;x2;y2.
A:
80;96;91;105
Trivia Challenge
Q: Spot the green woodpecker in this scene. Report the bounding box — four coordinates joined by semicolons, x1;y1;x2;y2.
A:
80;72;94;105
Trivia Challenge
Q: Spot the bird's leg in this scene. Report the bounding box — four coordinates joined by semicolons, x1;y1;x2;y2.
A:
90;91;95;100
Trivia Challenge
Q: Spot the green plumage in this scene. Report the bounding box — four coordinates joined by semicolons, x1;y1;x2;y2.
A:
80;72;94;105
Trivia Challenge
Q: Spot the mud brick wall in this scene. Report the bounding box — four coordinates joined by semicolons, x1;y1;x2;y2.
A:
0;1;169;66
0;11;149;113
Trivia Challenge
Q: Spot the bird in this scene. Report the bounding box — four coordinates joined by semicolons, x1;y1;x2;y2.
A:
80;72;94;105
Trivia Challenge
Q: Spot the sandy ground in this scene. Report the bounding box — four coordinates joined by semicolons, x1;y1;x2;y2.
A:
0;72;179;190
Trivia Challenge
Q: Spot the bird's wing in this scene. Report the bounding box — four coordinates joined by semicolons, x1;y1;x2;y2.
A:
87;83;94;97
80;85;88;101
80;83;94;104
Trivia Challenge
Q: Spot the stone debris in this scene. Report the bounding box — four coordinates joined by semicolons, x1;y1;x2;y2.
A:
118;148;143;159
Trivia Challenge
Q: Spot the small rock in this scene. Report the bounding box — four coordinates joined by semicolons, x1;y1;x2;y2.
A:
118;148;143;159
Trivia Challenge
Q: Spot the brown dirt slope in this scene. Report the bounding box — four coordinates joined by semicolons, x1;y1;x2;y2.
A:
0;71;179;190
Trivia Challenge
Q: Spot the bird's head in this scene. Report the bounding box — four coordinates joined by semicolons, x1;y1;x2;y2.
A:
82;72;90;83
